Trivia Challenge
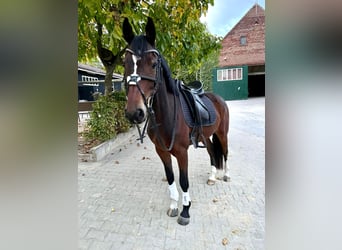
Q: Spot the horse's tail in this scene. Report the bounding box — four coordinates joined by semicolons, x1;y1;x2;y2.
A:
212;133;224;169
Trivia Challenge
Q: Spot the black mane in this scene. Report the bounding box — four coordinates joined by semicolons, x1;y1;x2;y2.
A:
160;55;178;95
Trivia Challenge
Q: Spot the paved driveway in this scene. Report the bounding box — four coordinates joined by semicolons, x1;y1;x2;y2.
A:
79;97;265;249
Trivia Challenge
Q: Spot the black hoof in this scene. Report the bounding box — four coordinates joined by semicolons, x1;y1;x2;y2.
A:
223;176;231;182
167;208;178;217
177;216;190;225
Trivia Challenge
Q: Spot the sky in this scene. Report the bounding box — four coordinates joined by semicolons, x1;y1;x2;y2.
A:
200;0;266;37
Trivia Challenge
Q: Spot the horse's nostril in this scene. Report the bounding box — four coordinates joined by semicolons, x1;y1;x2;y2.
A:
133;108;145;123
136;109;144;119
126;108;145;124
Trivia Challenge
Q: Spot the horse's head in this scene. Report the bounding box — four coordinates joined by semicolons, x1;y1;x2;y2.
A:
122;17;160;124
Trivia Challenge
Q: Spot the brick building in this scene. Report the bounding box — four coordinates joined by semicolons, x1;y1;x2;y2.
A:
213;4;265;100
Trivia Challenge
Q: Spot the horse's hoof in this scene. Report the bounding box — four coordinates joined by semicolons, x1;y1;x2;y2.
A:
167;208;178;217
223;176;231;182
177;216;190;226
207;179;215;185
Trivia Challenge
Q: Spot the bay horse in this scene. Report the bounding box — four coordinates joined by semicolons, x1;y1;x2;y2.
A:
122;17;230;225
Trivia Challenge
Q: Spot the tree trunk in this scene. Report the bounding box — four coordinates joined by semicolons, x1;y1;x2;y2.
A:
96;22;125;95
104;64;115;95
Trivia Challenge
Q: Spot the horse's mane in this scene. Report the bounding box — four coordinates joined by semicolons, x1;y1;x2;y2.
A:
130;35;178;95
160;55;178;95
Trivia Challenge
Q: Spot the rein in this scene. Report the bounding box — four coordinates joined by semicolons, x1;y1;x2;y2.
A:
125;48;177;151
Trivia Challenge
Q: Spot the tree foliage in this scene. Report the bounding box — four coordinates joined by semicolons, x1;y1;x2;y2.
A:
84;91;131;142
78;0;221;85
177;48;220;91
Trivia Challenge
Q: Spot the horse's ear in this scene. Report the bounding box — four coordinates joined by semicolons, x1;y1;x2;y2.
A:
145;17;156;46
123;18;134;44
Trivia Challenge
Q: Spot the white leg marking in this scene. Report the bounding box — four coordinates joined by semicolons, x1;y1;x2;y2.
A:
209;165;217;181
182;192;191;206
168;182;179;209
224;161;230;178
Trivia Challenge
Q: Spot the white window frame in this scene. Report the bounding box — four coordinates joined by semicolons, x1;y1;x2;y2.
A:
81;75;99;86
217;68;243;81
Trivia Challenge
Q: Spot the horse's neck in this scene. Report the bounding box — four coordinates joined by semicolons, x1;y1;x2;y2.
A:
153;79;175;126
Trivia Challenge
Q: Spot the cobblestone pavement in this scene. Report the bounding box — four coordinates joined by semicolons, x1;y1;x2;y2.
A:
79;97;265;250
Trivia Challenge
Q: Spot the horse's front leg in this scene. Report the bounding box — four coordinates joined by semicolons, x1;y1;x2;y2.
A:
155;147;179;217
175;150;191;226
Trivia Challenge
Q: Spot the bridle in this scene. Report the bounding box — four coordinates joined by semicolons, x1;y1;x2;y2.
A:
125;48;161;108
125;47;177;151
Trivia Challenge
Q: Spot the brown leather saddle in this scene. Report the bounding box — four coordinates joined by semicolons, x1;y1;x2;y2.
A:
177;80;216;148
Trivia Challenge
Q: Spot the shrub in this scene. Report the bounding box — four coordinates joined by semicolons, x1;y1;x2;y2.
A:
84;91;131;142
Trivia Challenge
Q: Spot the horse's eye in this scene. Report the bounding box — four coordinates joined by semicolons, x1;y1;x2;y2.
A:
152;62;157;69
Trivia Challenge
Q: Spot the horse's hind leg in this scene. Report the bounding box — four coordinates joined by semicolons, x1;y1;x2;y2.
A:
155;147;179;217
216;129;230;182
205;137;217;185
207;129;230;183
223;155;230;182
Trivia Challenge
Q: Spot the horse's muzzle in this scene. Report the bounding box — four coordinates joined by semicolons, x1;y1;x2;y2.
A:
125;108;146;124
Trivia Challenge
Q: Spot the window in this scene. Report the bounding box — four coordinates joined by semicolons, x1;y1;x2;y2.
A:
237;68;242;79
81;75;99;86
240;36;247;45
217;70;223;82
217;68;243;81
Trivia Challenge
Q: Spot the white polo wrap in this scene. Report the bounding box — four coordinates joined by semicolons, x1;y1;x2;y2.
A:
168;182;179;201
182;192;191;206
